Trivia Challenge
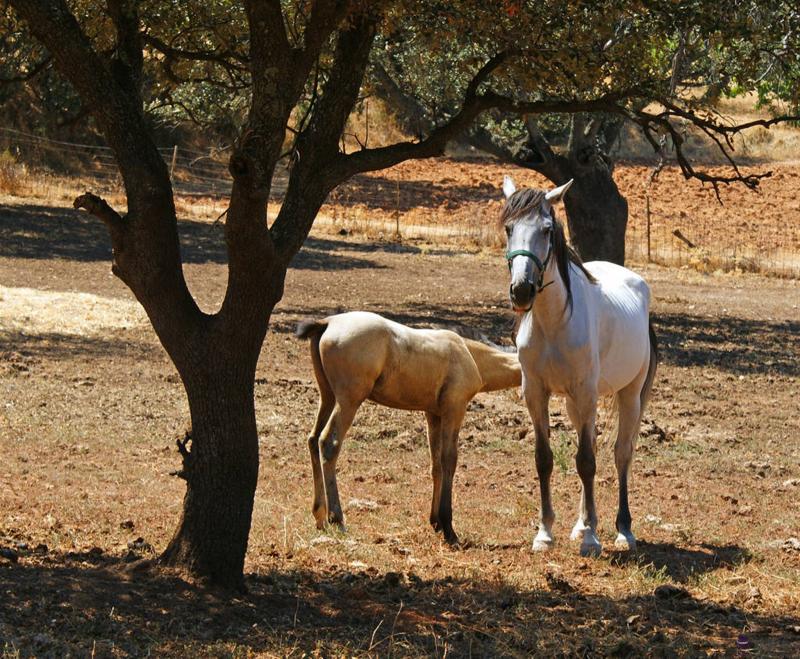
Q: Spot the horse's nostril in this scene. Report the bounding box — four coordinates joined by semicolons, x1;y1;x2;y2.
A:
510;280;533;306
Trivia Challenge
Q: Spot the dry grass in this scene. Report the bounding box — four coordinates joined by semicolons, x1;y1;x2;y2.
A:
1;192;799;655
0;151;27;196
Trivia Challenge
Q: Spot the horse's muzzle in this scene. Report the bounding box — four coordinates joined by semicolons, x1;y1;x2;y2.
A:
510;280;534;312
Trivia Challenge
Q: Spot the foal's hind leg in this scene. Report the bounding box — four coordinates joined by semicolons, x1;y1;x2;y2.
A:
613;383;643;550
425;412;444;532
566;396;603;557
308;394;335;529
319;398;361;528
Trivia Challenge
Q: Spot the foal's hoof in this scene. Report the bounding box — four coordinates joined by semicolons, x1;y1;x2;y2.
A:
325;519;347;534
614;532;637;551
532;530;554;552
444;532;461;548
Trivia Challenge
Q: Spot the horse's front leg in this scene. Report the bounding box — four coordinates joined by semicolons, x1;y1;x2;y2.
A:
435;408;466;547
566;397;602;557
524;379;554;551
425;412;443;532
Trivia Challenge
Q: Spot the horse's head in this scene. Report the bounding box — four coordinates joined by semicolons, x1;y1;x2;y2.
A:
500;176;573;312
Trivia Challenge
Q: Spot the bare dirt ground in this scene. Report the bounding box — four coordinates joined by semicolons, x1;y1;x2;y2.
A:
1;175;799;657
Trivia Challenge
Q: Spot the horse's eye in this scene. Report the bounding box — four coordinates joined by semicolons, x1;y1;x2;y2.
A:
505;226;512;238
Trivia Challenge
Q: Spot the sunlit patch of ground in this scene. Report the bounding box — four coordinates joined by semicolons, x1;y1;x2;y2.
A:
0;285;146;336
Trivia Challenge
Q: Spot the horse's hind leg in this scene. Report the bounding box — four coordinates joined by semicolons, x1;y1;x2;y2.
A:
613;383;643;550
319;398;361;528
308;393;335;529
436;408;465;546
566;397;602;557
425;412;444;533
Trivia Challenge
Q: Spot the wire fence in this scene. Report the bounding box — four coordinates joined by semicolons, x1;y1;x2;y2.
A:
2;126;798;278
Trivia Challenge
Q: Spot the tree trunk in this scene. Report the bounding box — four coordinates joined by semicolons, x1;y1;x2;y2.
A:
467;121;629;264
529;151;628;266
560;159;628;265
159;353;262;592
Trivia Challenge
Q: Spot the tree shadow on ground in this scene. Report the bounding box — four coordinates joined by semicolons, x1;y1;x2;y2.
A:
0;546;797;657
653;311;799;376
0;203;428;271
0;330;153;363
609;541;752;583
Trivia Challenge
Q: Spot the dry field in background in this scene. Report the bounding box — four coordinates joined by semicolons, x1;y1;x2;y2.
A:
0;177;799;656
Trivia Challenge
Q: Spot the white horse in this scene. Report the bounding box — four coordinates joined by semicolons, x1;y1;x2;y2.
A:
296;311;521;545
501;176;657;556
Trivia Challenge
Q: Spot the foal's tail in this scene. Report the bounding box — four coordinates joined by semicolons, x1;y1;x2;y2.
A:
640;322;659;416
295;319;328;340
295;319;334;405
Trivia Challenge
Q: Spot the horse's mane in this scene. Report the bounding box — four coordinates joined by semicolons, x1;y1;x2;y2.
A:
500;187;597;315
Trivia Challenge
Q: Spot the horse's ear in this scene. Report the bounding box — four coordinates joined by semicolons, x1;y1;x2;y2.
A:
544;178;574;204
502;175;517;199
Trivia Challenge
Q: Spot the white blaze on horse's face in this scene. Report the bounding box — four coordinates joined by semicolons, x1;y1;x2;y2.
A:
507;208;553;311
502;177;573;312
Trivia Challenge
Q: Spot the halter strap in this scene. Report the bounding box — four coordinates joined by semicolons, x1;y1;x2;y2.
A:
505;249;544;273
505;232;554;292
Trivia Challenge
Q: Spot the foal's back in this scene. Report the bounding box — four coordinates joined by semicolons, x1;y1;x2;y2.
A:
318;312;481;412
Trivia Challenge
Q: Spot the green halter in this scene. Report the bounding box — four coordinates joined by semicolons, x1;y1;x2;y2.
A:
505;230;554;292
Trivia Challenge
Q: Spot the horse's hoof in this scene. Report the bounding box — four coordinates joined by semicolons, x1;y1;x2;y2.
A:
325;520;347;534
570;524;586;542
532;531;554;552
444;533;461;548
579;535;603;558
614;532;637;551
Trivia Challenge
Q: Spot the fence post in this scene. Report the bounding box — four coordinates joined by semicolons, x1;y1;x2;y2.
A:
170;145;178;179
394;175;401;239
645;193;652;262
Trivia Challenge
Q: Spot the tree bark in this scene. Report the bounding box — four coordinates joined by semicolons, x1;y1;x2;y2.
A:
557;156;628;265
160;360;262;591
468;118;629;265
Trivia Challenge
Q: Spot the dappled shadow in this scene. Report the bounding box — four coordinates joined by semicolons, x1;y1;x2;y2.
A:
0;329;153;361
654;311;799;376
609;541;751;583
0;203;399;271
1;548;797;656
0;202;229;264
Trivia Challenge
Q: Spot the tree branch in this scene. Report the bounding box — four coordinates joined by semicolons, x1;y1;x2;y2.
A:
269;8;380;262
335;90;632;179
0;54;51;85
106;0;144;103
73;192;126;260
141;33;249;69
9;0;171;199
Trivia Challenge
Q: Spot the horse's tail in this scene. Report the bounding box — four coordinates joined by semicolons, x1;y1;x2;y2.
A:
640;322;658;417
295;318;334;406
295;318;328;340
